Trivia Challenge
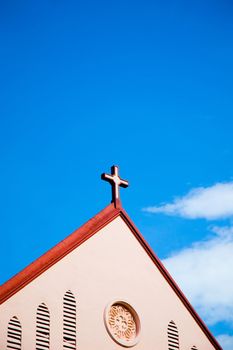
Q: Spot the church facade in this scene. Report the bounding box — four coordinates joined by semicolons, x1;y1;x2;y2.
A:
0;167;222;350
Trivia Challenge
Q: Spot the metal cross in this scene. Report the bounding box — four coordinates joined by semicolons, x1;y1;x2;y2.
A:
101;165;129;206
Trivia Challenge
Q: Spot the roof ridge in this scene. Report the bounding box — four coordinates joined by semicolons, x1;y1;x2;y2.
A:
0;202;120;304
118;208;222;350
0;203;222;350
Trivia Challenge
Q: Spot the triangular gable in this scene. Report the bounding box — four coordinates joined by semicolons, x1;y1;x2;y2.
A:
0;203;222;349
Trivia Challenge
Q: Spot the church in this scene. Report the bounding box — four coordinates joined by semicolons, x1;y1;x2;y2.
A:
0;166;222;350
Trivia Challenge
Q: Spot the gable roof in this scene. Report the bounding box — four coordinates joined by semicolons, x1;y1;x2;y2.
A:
0;202;222;350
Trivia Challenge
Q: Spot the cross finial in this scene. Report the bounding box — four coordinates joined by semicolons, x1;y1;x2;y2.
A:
101;165;129;207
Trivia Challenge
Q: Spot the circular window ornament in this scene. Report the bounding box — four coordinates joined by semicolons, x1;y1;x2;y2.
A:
104;301;140;347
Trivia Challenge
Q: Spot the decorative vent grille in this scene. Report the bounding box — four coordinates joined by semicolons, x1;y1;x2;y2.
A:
63;290;76;349
36;303;50;350
167;320;179;350
7;316;22;349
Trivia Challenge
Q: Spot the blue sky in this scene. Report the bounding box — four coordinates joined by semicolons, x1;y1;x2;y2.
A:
1;1;233;348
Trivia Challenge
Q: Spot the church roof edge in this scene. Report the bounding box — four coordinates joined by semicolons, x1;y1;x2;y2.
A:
0;202;119;304
0;202;222;350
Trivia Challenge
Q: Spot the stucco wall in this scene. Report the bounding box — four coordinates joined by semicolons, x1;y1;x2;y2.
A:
0;216;216;349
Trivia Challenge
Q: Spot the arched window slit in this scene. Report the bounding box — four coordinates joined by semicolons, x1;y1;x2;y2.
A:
7;316;22;350
63;290;76;349
36;303;50;350
167;320;179;350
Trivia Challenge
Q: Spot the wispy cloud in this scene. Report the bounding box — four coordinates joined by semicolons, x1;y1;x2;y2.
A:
162;226;233;326
143;182;233;220
144;182;233;347
216;334;233;350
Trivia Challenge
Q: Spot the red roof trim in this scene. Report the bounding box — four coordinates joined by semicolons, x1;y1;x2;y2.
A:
0;203;119;304
119;208;222;350
0;203;222;350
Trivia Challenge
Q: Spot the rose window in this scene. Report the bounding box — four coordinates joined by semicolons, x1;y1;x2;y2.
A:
104;301;140;347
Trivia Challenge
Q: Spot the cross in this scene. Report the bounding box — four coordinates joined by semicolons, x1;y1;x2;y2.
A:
101;165;129;207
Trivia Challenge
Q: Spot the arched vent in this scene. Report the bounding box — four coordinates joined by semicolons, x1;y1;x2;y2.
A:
7;316;22;349
167;320;179;350
63;290;76;349
36;303;50;350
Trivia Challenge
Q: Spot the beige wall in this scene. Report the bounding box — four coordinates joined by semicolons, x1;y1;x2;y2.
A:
0;216;216;349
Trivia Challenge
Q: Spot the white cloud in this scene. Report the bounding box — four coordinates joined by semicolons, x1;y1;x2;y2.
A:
217;334;233;350
143;182;233;220
162;226;233;326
